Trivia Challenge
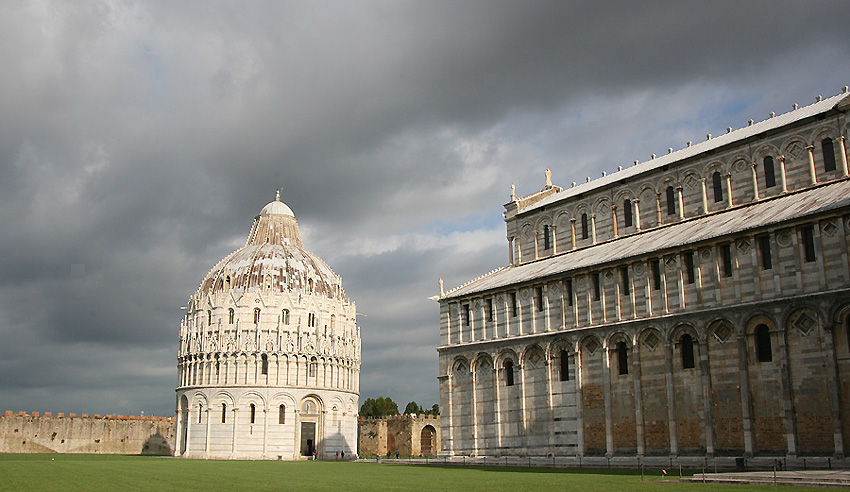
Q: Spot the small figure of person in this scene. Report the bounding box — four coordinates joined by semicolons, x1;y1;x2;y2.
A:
395;449;399;459
335;451;339;460
313;450;317;461
341;450;345;460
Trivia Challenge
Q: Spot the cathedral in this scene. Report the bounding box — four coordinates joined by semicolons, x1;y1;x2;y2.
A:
176;192;360;459
436;89;850;458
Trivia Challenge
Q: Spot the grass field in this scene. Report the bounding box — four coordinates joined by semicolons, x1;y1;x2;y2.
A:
0;454;803;492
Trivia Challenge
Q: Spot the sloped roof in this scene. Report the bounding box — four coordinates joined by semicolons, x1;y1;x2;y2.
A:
444;178;850;300
519;91;850;216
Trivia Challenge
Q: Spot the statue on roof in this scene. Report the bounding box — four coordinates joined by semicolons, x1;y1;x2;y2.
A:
545;168;552;187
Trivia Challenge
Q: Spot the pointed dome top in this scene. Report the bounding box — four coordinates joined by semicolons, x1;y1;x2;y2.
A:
259;189;295;217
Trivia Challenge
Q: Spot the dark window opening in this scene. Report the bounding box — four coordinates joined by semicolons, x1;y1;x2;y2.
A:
581;213;589;239
250;403;256;424
208;310;212;326
721;244;733;277
504;360;515;386
309;357;317;378
755;324;772;362
279;405;286;424
684;251;695;284
651;259;661;290
485;298;493;322
566;279;573;306
510;293;517;317
543;225;551;250
758;235;772;270
680;333;695;369
592;273;600;301
666;186;676;216
559;349;570;381
823;138;837;172
623;199;633;227
261;354;269;375
802;226;816;262
535;286;544;312
462;304;470;326
254;308;261;324
221;403;227;423
764;156;776;188
198;404;203;424
228;308;234;324
712;171;723;203
617;342;629;375
620;266;630;295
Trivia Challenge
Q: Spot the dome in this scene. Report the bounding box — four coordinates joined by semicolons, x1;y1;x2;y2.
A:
259;192;294;217
177;191;360;460
199;191;345;301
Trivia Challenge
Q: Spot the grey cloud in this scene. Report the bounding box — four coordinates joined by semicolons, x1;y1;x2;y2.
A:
0;0;848;416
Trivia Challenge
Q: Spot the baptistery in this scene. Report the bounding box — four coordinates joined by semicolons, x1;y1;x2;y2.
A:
176;192;360;459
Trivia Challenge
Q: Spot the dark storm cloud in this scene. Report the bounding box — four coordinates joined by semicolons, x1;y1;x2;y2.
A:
0;0;848;416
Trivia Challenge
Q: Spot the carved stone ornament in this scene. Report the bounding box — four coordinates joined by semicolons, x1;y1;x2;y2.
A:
604;270;615;284
791;311;817;337
712;324;732;344
633;264;645;276
521;288;531;300
786;141;804;159
777;230;792;247
643;332;660;351
733;159;749;173
737;239;750;254
700;249;713;261
683;173;699;190
584;339;599;355
822;220;838;237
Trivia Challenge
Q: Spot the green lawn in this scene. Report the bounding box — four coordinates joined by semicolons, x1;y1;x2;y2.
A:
0;454;801;492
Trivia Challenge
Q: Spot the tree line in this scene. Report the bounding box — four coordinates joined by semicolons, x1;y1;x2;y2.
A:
359;397;439;418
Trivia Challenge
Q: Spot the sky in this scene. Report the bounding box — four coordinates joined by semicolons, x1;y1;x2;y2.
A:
1;0;849;418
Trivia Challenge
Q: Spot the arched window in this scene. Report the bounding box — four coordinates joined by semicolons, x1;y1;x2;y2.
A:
764;156;776;188
581;213;589;239
261;354;269;375
282;309;290;325
207;310;212;326
504;360;515;386
308;278;314;293
330;314;335;330
309;357;318;377
221;403;227;423
225;275;231;289
249;403;256;424
623;199;633;227
680;333;695;369
279;404;286;424
559;349;569;381
198;403;203;424
228;308;234;324
823;138;837;172
617;341;629;375
254;308;261;324
712;171;723;203
755;324;772;362
543;225;551;250
666;186;675;215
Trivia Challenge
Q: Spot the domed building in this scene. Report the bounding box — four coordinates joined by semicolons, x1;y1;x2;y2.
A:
176;192;360;459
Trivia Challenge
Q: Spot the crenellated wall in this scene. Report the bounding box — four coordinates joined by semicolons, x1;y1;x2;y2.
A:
0;411;174;455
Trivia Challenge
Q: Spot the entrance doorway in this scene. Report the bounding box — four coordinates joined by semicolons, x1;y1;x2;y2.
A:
301;422;316;456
